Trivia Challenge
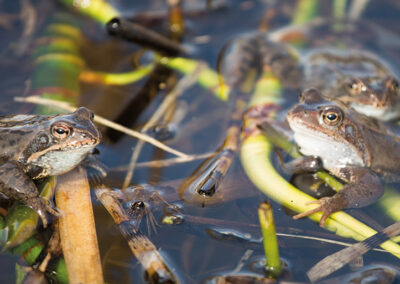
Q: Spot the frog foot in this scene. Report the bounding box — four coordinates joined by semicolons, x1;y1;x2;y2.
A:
27;198;62;228
293;197;336;227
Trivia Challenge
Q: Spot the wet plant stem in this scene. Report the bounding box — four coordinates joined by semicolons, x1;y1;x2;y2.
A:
59;0;119;24
80;64;155;85
122;62;204;190
258;202;282;277
95;186;179;283
158;56;230;100
291;0;318;25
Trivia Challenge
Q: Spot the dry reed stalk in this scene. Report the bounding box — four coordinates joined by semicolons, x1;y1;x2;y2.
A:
55;167;104;284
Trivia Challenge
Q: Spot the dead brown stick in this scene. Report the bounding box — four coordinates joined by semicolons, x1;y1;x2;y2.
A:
55;167;104;284
307;221;400;282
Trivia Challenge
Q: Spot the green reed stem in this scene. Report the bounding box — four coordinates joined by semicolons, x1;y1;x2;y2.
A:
80;63;155;85
333;0;347;20
258;202;282;277
377;187;400;221
59;0;119;24
292;0;319;25
158;56;230;101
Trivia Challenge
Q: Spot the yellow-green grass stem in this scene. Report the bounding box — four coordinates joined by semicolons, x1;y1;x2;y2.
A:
258;202;282;277
241;134;400;258
59;0;119;24
291;0;319;25
158;56;230;101
80;64;155;85
3;177;57;249
377;187;400;222
260;117;344;192
333;0;347;20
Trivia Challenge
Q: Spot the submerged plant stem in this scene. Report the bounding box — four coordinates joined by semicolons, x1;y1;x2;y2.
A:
122;62;204;190
95;186;179;283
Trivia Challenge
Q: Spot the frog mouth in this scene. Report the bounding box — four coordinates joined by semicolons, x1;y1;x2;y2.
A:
27;139;98;163
288;118;364;169
68;138;100;148
349;103;398;121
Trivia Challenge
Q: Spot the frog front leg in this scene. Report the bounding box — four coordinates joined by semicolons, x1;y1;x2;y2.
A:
0;162;59;227
294;167;384;226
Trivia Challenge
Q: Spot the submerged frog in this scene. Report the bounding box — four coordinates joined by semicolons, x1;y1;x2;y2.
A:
302;49;400;121
0;107;101;227
253;23;400;121
284;88;400;226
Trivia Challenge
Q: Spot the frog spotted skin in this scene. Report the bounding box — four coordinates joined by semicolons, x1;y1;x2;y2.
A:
0;107;101;227
286;89;400;225
303;49;400;121
250;33;400;121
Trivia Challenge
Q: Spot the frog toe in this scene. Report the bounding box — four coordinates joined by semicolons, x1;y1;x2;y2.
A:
293;197;334;226
36;208;48;228
45;204;63;218
293;205;323;220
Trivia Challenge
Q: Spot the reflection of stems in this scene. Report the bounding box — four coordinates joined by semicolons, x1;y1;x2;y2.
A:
122;63;204;189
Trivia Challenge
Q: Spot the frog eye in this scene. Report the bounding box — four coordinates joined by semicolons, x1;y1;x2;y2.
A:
52;124;71;139
347;80;357;90
321;108;343;126
347;78;367;93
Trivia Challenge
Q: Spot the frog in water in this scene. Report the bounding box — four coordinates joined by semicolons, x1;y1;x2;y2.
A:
0;107;101;227
283;88;400;226
302;49;400;121
252;32;400;121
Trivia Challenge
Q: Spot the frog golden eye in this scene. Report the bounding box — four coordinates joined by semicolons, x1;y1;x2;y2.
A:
321;109;342;126
52;124;71;139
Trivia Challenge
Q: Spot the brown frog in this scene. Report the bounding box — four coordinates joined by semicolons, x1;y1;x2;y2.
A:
0;107;101;227
285;88;400;226
253;33;400;121
303;49;400;121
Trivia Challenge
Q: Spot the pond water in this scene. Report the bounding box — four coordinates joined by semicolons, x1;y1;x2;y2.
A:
0;0;400;283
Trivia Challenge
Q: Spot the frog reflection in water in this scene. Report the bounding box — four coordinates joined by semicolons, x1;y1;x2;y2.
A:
284;88;400;226
0;107;101;227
